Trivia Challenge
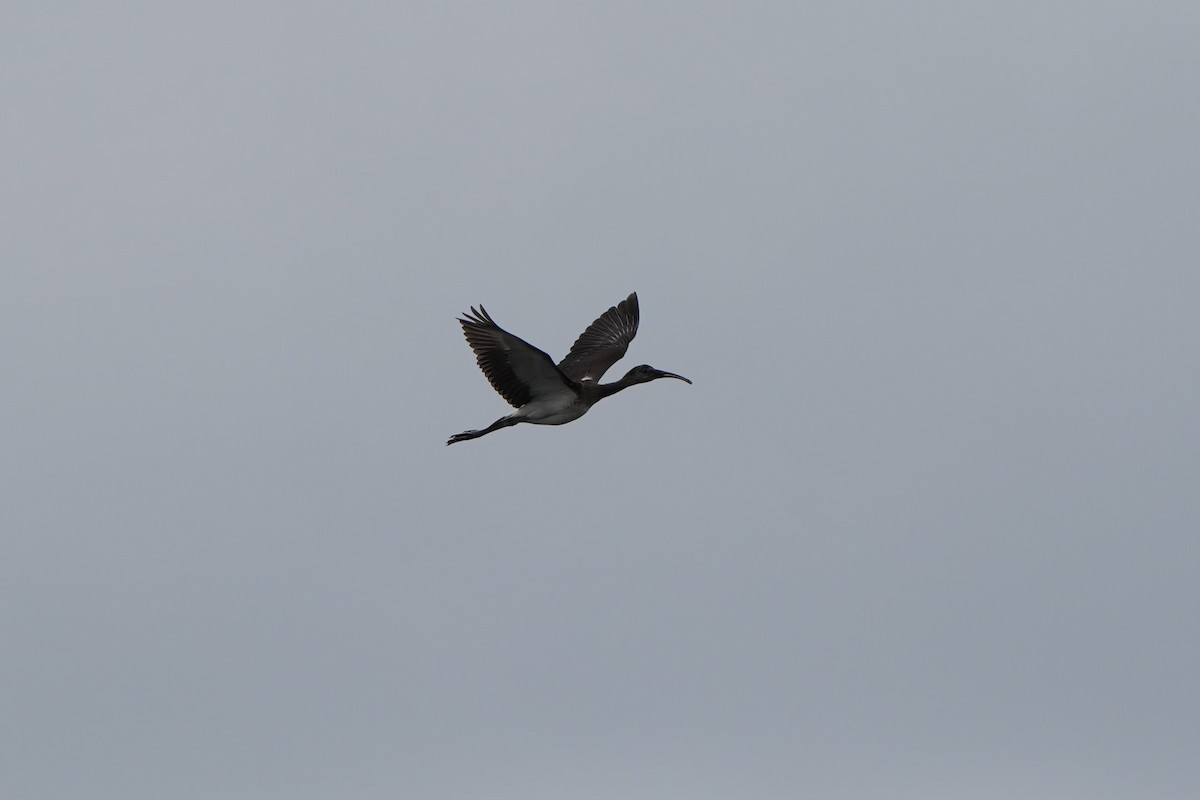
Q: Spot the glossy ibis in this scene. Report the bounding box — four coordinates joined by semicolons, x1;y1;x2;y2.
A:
447;292;690;445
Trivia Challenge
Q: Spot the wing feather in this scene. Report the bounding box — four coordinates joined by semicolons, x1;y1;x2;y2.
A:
458;305;575;408
557;292;640;382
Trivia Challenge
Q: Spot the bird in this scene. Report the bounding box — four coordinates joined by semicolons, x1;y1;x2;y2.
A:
447;292;691;445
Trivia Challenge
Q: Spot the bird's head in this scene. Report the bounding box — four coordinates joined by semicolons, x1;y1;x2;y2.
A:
622;364;693;386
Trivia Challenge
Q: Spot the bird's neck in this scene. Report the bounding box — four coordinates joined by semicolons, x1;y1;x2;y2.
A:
594;377;636;400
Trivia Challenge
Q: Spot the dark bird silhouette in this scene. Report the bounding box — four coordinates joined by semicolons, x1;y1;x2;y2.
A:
447;292;691;445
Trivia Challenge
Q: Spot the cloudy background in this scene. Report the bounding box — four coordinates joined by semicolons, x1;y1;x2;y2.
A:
4;2;1198;798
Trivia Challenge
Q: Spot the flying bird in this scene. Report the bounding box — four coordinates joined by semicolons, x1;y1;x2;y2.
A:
447;292;691;445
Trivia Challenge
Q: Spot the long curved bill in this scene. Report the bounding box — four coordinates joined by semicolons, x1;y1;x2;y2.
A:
657;370;692;384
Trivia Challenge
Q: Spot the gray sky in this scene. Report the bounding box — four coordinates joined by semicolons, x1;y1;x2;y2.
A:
4;2;1198;798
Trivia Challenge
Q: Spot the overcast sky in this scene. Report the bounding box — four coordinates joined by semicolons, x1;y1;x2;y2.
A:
4;2;1199;798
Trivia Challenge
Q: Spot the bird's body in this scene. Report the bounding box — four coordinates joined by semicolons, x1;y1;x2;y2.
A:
447;292;690;445
509;387;587;426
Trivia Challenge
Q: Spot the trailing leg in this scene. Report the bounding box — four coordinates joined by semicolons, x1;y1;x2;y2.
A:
446;415;519;445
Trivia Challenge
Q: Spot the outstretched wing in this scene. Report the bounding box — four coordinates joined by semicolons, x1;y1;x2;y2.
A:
458;305;575;409
557;292;639;382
